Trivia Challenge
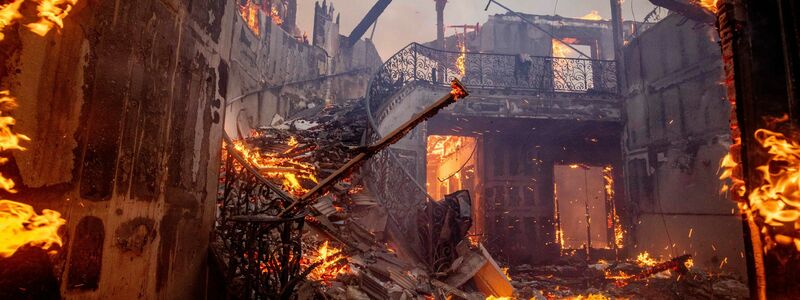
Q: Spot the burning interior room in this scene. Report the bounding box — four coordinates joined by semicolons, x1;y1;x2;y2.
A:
1;0;800;299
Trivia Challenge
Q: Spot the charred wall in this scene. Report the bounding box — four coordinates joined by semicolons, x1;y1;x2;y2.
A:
622;14;746;275
0;0;294;297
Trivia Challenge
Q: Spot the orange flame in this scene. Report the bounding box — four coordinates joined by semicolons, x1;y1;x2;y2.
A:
270;6;283;25
239;0;260;36
579;10;603;21
231;138;317;196
552;39;574;58
26;0;79;37
636;251;659;267
0;91;65;258
455;41;466;78
603;166;625;249
0;200;65;257
304;241;350;284
0;0;25;41
697;0;719;13
720;116;800;251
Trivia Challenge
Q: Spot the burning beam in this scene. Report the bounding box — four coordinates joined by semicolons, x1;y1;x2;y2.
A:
610;255;693;287
278;79;470;216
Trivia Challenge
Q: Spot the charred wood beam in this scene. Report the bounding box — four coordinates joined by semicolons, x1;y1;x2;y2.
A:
347;0;392;47
278;79;470;217
715;0;800;298
648;0;716;24
612;255;692;287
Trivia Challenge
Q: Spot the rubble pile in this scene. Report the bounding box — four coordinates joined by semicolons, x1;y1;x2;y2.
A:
245;99;368;188
507;256;749;300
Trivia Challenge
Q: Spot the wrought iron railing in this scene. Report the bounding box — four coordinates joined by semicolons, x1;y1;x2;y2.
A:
367;43;618;116
215;133;308;299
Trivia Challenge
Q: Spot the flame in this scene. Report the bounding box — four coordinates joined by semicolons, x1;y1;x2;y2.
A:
26;0;79;37
270;6;283;25
485;297;512;300
579;10;603;21
697;0;719;13
0;200;66;257
719;115;800;251
231;138;318;196
0;0;24;41
0;91;66;258
636;251;659;267
238;0;260;36
455;41;466;78
501;267;511;281
684;258;694;269
303;241;350;284
450;80;467;99
0;0;79;41
603;166;625;249
552;39;575;58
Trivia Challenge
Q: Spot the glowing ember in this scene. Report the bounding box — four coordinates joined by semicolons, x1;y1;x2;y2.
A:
230;138;318;196
684;258;694;269
303;241;350;284
579;10;603;21
450;80;467;99
636;251;659;267
0;91;66;258
455;41;466;78
239;0;260;36
697;0;719;13
485;297;512;300
26;0;79;37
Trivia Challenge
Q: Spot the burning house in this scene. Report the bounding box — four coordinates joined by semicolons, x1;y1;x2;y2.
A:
1;0;800;299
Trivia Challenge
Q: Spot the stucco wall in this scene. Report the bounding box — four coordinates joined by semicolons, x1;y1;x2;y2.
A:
622;14;746;276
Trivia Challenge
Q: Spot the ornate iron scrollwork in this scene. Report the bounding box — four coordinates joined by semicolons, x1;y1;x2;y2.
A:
215;138;307;299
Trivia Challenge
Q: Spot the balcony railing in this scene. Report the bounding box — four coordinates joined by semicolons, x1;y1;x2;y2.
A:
367;43;618;116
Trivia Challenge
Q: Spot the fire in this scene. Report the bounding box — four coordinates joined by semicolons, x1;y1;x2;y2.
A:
636;251;659;267
0;0;24;41
501;267;511;281
0;200;66;257
26;0;79;37
552;39;574;58
719;115;800;251
603;166;624;249
450;79;467;99
455;41;466;78
697;0;719;13
239;0;260;36
485;297;512;300
270;6;283;25
230;138;318;196
304;241;350;284
684;258;694;269
579;10;603;21
0;0;79;41
0;91;66;258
